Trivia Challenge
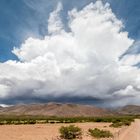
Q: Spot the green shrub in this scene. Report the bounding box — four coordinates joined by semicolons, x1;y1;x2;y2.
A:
110;120;131;128
110;122;123;128
28;120;36;124
59;125;82;139
88;128;113;138
0;121;4;125
123;120;131;126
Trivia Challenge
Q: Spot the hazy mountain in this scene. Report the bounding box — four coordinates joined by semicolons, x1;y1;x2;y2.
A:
116;105;140;115
0;103;140;117
0;102;112;117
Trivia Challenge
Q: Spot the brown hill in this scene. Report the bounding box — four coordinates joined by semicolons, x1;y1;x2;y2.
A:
0;103;112;117
116;105;140;115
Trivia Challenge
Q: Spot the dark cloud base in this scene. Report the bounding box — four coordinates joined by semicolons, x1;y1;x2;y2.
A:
0;95;109;107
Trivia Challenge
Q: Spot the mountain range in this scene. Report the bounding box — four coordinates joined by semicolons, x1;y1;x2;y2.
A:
0;103;139;117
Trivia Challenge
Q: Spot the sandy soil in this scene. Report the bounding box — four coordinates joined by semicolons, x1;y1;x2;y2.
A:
0;120;139;140
117;119;140;140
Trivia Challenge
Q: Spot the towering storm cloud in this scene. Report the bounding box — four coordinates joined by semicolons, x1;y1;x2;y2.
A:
0;1;140;106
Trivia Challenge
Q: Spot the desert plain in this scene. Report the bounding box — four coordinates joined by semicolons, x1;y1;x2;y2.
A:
0;119;140;140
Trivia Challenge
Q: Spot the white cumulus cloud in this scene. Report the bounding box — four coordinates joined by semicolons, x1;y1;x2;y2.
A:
0;1;140;106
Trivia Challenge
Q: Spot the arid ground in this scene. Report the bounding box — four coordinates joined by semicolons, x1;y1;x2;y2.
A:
118;119;140;140
0;120;139;140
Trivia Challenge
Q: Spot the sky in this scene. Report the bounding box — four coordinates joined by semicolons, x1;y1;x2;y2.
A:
0;0;140;107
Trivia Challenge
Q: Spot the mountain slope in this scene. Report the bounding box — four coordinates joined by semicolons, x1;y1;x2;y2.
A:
0;103;112;117
117;105;140;115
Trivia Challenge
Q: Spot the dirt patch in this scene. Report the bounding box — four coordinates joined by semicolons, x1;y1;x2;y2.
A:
117;119;140;140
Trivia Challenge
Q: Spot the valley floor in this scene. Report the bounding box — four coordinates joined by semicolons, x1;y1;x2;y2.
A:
0;120;139;140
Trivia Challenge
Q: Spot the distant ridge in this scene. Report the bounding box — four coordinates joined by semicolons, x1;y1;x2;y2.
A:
116;105;140;115
0;103;139;117
0;102;112;117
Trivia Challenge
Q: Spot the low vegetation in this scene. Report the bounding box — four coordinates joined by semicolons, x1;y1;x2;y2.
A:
59;125;82;139
0;115;136;125
88;128;113;138
109;117;134;128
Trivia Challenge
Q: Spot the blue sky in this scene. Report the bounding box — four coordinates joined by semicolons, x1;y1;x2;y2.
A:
0;0;140;107
0;0;140;62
